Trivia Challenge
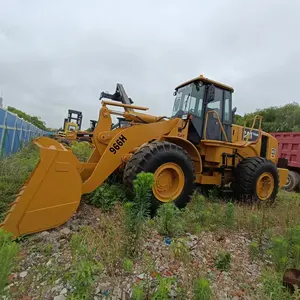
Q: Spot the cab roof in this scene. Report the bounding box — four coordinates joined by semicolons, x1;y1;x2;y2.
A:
175;74;234;92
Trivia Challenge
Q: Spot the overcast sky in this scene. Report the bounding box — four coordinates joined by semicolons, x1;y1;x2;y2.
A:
1;0;300;129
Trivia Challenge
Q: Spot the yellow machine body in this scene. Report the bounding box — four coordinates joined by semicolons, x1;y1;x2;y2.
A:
0;76;288;238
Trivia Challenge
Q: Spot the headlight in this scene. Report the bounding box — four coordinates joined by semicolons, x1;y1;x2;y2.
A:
182;114;188;120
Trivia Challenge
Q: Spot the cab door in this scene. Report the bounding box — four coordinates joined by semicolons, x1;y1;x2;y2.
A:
204;88;232;142
222;91;232;142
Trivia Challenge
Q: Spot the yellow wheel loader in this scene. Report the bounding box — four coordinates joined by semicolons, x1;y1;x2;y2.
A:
0;75;289;238
54;110;94;145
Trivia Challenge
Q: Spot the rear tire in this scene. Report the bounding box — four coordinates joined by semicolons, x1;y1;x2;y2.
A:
284;170;299;192
123;141;195;212
233;157;279;203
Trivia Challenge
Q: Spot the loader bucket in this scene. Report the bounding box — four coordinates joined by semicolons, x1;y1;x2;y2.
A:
0;137;82;238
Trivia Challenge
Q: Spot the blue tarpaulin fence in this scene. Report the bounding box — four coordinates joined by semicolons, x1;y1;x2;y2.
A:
0;107;44;157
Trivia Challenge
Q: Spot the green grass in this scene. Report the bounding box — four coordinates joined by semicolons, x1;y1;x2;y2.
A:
70;141;93;162
0;229;20;296
3;143;300;299
0;143;39;221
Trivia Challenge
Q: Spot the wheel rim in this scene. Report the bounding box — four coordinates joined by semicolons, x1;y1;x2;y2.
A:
284;173;291;188
153;162;185;202
256;172;275;200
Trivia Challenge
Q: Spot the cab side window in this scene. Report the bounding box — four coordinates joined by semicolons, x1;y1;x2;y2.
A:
223;91;231;122
207;87;223;117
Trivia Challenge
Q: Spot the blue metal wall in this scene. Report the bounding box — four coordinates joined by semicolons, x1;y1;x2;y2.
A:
0;108;44;157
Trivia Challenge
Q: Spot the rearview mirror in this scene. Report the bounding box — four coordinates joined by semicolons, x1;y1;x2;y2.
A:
207;84;215;103
232;107;237;123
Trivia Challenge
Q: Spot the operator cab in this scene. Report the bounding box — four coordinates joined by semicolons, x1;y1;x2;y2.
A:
67;124;77;132
172;74;235;144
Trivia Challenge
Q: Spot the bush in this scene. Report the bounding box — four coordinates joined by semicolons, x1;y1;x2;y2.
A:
155;202;184;237
0;229;20;295
152;276;174;300
214;249;232;271
170;238;190;263
71;141;92;162
86;183;127;212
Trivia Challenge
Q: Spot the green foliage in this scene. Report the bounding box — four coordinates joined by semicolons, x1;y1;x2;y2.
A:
267;226;300;273
194;277;212;300
131;282;145;300
286;226;300;268
235;102;300;132
7;106;47;130
214;249;232;271
155;202;184;237
151;276;175;300
170;238;190;263
86;183;127;212
182;193;222;232
269;237;288;272
123;258;134;273
250;213;260;232
207;188;221;201
0;143;39;221
124;172;154;257
69;229;103;299
0;229;20;296
258;270;296;300
224;202;235;229
71;141;92;162
70;260;101;299
248;241;260;260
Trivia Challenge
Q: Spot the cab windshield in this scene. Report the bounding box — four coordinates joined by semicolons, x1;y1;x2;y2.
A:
68;125;77;131
172;82;205;117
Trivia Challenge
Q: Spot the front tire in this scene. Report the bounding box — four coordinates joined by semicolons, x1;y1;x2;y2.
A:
123;141;195;212
233;157;279;203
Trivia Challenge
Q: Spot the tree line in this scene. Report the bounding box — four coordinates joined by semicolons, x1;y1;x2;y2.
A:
235;102;300;133
7;106;47;131
6;101;300;133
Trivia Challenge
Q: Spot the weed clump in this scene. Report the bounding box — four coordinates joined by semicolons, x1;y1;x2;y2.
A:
131;283;145;300
194;277;212;300
69;228;103;299
86;182;127;212
152;276;175;299
248;241;260;260
155;202;184;237
224;202;235;229
170;237;191;263
124;172;154;257
0;229;20;296
214;249;232;271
